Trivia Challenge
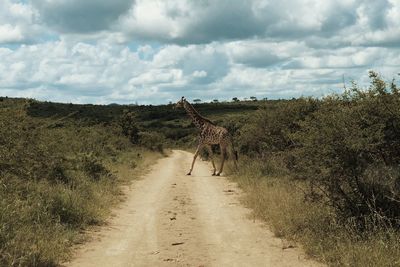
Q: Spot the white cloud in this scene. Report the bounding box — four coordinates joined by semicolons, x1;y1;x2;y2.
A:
118;0;263;44
192;70;207;78
225;41;307;68
0;41;226;103
0;0;42;44
116;0;360;44
31;0;134;33
0;24;23;43
1;0;400;103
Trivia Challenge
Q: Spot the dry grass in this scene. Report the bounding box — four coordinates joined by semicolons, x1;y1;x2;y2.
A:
0;98;167;266
107;149;164;184
227;158;400;267
1;148;161;267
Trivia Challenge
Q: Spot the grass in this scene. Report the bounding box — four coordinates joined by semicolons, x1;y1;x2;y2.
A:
0;98;164;266
4;89;400;266
0;148;161;267
227;157;400;267
0;97;253;266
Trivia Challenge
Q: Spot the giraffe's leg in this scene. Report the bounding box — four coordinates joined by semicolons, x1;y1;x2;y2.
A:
216;145;227;176
228;141;238;171
233;154;238;170
207;145;216;176
187;144;203;175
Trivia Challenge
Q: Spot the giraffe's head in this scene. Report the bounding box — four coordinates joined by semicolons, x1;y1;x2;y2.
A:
174;96;186;109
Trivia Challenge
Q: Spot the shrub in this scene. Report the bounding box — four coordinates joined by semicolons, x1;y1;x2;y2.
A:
0;99;138;266
139;131;165;152
237;98;319;158
78;153;110;181
293;72;400;228
120;110;140;144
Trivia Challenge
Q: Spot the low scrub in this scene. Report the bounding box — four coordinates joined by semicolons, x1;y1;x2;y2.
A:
231;159;400;266
139;131;165;153
292;72;400;228
226;72;400;266
235;71;400;229
0;100;154;266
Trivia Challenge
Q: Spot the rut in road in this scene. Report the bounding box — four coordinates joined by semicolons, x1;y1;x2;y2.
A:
67;150;323;267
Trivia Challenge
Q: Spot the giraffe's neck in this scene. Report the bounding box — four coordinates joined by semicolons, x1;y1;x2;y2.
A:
183;100;207;129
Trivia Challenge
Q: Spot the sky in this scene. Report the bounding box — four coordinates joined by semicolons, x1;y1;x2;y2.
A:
0;0;399;105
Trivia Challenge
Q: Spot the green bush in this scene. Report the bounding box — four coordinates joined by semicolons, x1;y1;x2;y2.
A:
139;131;165;152
237;98;319;159
231;72;400;229
0;99;137;266
119;110;140;144
80;153;110;181
225;72;400;265
293;72;400;228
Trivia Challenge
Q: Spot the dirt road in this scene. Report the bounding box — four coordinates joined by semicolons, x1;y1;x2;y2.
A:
67;150;321;267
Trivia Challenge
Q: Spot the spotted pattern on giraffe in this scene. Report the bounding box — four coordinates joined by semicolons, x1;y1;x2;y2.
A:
175;97;238;176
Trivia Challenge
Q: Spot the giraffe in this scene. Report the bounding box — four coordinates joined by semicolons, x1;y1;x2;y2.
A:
175;96;238;176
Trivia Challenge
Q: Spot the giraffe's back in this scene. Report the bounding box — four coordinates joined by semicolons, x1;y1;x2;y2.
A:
200;124;229;145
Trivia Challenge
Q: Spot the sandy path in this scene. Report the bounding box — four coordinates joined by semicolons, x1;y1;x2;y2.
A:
67;150;322;267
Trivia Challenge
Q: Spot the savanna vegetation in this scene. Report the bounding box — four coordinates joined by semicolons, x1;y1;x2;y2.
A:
0;98;162;266
0;93;258;266
225;71;400;266
2;71;399;266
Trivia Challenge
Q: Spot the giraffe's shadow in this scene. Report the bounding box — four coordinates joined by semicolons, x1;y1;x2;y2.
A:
187;174;224;178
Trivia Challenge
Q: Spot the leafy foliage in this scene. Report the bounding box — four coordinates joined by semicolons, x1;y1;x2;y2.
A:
120;110;140;144
3;71;399;266
0;99;138;266
139;131;165;152
234;71;400;229
237;98;319;158
293;72;400;228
